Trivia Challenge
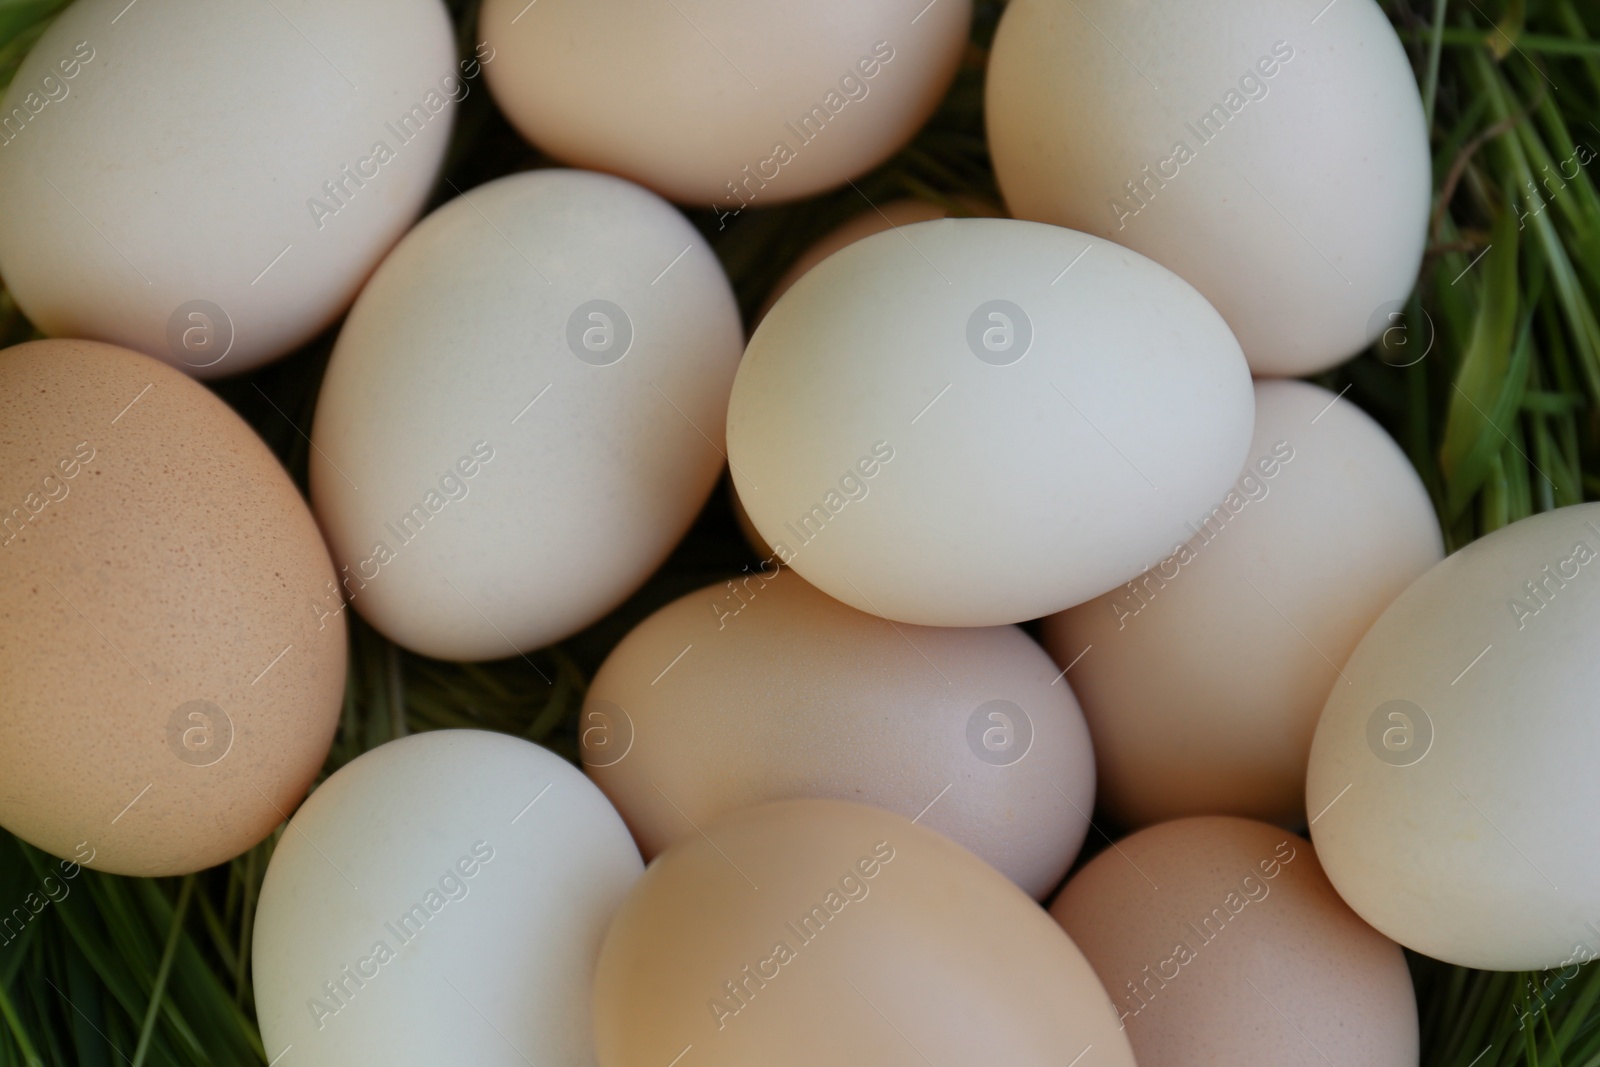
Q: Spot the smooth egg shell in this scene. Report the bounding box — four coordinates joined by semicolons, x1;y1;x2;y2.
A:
311;170;743;660
582;569;1095;898
757;196;999;321
987;0;1429;376
594;798;1135;1067
727;217;1255;627
0;0;456;376
480;0;971;206
1043;380;1441;827
1308;502;1600;970
1052;816;1417;1066
253;730;642;1066
0;340;345;876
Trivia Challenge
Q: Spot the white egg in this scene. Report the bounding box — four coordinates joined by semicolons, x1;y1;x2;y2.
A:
479;0;971;207
310;170;743;660
726;217;1255;627
253;730;642;1066
986;0;1430;376
1042;380;1442;828
0;0;459;377
1307;503;1600;970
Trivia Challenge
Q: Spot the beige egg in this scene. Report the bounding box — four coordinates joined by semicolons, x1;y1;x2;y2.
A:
1052;817;1417;1067
758;196;1000;320
309;170;743;660
726;218;1255;627
1041;380;1441;827
987;0;1430;376
582;569;1095;898
1307;502;1600;970
729;482;775;560
594;798;1136;1067
0;0;457;377
0;340;346;876
479;0;971;207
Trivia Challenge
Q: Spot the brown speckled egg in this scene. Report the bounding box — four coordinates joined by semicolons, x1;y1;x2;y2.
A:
0;339;346;876
1051;816;1417;1067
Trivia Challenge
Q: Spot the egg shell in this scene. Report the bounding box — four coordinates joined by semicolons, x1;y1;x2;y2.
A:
593;798;1135;1067
1052;816;1417;1067
480;0;970;207
582;569;1095;898
726;217;1255;627
729;480;775;560
757;196;1000;321
0;340;345;876
1308;502;1600;970
0;0;457;377
310;170;743;660
1042;380;1442;827
253;730;643;1066
986;0;1429;376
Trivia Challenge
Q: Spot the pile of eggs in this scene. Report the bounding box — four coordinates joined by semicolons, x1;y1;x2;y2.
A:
0;0;1591;1064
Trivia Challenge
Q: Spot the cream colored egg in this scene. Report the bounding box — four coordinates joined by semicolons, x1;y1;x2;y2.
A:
987;0;1429;376
310;170;743;660
1052;817;1417;1066
1308;502;1600;970
1041;380;1442;828
726;218;1255;627
729;483;775;560
479;0;971;206
758;196;999;320
254;730;642;1066
0;340;345;876
0;0;458;377
594;799;1135;1067
582;569;1095;898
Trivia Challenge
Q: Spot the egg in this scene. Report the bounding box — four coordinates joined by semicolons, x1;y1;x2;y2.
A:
729;482;775;560
0;340;345;876
479;0;971;207
726;218;1255;627
310;170;743;660
581;569;1095;898
986;0;1429;376
1308;502;1600;971
594;798;1135;1067
254;730;642;1066
0;0;458;377
1041;380;1442;827
758;196;999;320
1052;817;1417;1066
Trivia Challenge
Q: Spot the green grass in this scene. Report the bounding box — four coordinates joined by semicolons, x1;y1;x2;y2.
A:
2;0;1599;1063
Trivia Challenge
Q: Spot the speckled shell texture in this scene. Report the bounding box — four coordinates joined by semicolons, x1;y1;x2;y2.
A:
0;339;346;876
